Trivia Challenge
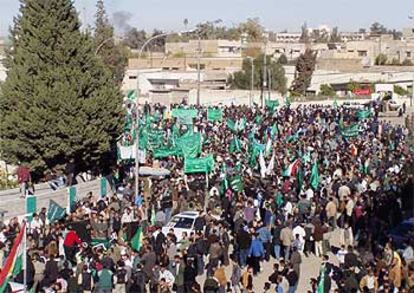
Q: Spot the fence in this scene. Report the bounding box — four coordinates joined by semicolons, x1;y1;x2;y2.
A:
0;177;113;221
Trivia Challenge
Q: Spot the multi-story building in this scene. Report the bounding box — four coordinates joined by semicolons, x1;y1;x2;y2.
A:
165;39;242;58
272;32;302;43
340;32;367;42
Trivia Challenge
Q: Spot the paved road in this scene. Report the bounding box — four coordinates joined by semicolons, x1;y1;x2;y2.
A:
196;229;342;292
195;249;340;292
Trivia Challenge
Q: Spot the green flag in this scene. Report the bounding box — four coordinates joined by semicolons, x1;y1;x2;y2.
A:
341;124;360;138
275;192;284;208
310;161;320;190
184;155;215;174
333;97;338;108
47;200;66;222
286;132;299;143
249;140;265;167
220;163;229;194
254;115;263;124
151;207;156;226
317;266;325;293
171;108;198;119
131;227;143;251
266;99;279;112
207;108;223;122
176;132;202;158
285;96;291;106
229;137;242;153
227;119;236;132
271;123;279;138
127;90;136;101
356;110;370;120
100;177;107;197
26;196;36;222
153;146;181;158
68;186;77;213
230;175;244;192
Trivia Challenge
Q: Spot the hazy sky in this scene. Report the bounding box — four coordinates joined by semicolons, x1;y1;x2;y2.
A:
0;0;413;36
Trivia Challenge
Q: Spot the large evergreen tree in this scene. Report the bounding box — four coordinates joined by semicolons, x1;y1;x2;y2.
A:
290;49;317;96
94;0;127;84
0;0;124;179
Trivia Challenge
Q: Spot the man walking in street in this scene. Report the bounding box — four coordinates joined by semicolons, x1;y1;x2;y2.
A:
16;164;31;198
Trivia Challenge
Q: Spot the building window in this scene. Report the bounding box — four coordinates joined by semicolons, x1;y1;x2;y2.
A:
407;51;412;58
129;75;137;79
358;51;367;57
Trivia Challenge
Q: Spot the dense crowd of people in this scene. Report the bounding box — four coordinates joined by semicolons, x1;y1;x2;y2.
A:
0;101;413;293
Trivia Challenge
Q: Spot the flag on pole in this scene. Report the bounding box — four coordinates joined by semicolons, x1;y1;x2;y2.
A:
47;200;66;222
286;159;301;177
333;97;338;108
285;96;291;106
131;226;143;252
259;151;267;178
317;266;325;293
310;161;320;190
207;108;223;122
127;90;137;101
266;152;275;175
68;186;77;213
265;138;272;157
220;163;229;194
229;137;242;153
100;177;107;198
230;175;243;193
26;196;36;222
151;207;156;226
0;223;26;291
271;123;279;138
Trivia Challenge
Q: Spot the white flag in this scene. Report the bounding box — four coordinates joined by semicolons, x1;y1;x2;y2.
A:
266;153;275;175
259;151;267;178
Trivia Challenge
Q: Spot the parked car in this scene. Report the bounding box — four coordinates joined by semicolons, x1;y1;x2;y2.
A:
162;211;199;241
387;100;402;111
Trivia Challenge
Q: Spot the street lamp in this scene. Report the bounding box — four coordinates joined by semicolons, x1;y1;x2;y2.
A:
246;56;254;107
262;31;269;108
134;29;194;198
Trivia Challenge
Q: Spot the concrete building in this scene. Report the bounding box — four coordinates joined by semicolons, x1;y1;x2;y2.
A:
273;32;302;43
128;55;242;73
283;65;414;96
402;27;414;41
340;32;367;42
165;39;242;58
122;68;228;104
317;35;414;70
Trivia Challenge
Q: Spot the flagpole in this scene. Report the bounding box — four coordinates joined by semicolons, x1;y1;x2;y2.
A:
23;220;27;293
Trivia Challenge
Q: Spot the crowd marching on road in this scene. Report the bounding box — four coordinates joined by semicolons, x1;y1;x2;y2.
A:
0;101;413;293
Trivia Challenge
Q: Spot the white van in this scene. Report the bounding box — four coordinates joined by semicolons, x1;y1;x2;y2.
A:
162;211;199;241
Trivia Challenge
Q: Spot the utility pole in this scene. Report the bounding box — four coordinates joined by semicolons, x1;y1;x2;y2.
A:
268;68;272;100
251;60;254;107
197;35;201;106
262;32;269;107
262;44;267;108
